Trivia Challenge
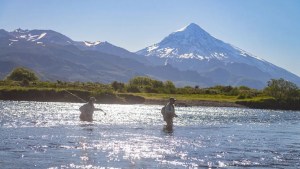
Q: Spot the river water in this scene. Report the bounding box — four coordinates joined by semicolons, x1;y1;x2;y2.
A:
0;101;300;169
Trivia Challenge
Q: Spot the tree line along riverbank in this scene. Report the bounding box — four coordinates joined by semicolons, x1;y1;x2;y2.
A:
0;67;300;110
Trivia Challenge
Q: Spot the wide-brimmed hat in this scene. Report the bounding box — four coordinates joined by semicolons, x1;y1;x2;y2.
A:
89;97;96;102
169;97;176;101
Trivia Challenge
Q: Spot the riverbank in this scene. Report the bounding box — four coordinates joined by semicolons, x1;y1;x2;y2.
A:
0;88;244;108
0;88;242;107
0;88;299;110
144;99;245;108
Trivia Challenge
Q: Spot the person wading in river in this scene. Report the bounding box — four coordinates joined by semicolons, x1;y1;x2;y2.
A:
79;97;105;122
161;97;178;130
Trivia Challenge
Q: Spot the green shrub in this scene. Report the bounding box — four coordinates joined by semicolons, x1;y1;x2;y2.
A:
126;85;140;93
6;67;39;82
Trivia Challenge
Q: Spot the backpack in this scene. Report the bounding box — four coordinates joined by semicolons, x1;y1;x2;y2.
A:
161;105;166;115
161;105;167;121
79;104;86;113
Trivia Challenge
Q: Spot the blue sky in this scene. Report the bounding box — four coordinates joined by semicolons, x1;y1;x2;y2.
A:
1;0;300;76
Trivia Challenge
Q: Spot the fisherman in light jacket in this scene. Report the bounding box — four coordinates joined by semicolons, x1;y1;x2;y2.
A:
162;97;178;130
79;97;105;122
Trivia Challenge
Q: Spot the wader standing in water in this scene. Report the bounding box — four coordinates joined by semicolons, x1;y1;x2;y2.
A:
79;97;105;122
162;98;178;130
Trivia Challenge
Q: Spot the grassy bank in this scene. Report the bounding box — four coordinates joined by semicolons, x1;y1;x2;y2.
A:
1;86;299;110
0;86;266;107
237;99;300;110
1;74;300;110
0;87;145;104
132;93;271;102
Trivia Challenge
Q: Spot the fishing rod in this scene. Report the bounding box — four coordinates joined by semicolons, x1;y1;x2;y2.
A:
62;89;87;103
40;75;107;115
39;75;88;103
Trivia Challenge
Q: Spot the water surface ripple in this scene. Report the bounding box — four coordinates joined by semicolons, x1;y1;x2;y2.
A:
0;101;300;168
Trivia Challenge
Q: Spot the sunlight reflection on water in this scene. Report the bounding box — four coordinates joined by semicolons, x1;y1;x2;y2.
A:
0;101;300;168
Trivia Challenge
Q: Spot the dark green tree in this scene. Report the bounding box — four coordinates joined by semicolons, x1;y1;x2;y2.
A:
164;80;176;94
128;76;164;93
126;85;140;93
111;81;125;92
264;78;299;100
6;67;39;82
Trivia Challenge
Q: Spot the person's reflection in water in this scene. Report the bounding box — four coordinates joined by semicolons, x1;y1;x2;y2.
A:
78;123;95;167
80;123;94;131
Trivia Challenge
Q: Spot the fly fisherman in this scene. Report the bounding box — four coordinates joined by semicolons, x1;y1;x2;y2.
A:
162;97;178;130
79;97;105;122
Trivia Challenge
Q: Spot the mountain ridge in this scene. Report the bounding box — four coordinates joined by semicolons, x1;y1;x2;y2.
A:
0;28;211;87
0;26;299;89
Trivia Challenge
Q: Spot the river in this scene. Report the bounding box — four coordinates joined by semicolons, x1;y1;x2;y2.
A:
0;101;300;168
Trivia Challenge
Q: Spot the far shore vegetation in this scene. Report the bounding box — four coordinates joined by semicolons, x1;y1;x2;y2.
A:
1;67;300;110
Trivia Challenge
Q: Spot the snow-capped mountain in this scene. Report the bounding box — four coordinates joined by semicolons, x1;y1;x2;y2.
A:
137;23;300;88
0;28;209;85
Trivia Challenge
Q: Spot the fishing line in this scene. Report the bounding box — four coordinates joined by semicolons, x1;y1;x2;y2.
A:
62;89;107;114
62;89;87;103
64;89;107;115
38;74;87;103
36;66;108;117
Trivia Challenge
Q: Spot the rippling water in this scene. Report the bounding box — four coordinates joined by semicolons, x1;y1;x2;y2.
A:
0;101;300;168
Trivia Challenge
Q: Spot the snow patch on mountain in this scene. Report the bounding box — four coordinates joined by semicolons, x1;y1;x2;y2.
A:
12;29;47;42
9;39;18;42
13;28;28;33
35;33;47;41
232;45;264;61
20;33;47;42
83;41;101;47
147;44;159;52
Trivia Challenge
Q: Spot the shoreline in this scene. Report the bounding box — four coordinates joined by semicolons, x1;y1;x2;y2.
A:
0;89;243;108
144;99;245;108
0;97;245;108
0;89;299;110
1;98;299;111
3;98;299;111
